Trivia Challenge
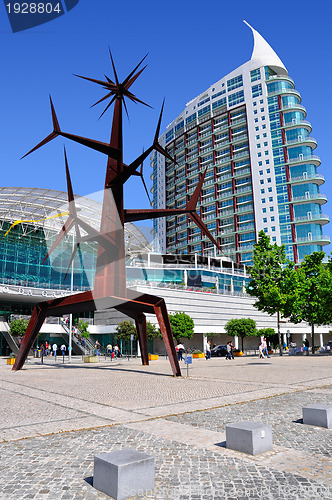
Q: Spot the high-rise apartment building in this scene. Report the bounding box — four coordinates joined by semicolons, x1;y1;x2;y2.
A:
151;22;329;265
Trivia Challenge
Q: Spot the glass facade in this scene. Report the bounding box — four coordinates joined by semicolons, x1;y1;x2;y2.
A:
0;220;97;290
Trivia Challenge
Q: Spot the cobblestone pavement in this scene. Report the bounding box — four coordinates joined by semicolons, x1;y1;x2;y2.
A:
0;355;331;499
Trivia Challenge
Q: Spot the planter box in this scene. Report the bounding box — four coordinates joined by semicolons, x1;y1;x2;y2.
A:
192;353;205;358
7;358;15;365
233;351;243;357
83;356;99;363
148;354;159;361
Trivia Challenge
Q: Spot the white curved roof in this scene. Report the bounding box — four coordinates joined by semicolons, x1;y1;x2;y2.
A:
244;20;288;75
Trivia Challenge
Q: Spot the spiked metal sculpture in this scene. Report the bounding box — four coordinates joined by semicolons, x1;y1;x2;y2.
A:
13;52;219;376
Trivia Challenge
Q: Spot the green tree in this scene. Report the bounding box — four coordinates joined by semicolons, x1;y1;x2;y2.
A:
288;251;332;354
116;320;159;341
224;318;256;352
246;231;297;355
168;312;194;342
10;318;29;337
257;327;275;338
75;319;90;354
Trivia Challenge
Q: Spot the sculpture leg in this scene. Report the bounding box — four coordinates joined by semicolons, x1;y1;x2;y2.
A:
13;305;46;371
134;313;149;366
115;304;149;366
154;298;181;377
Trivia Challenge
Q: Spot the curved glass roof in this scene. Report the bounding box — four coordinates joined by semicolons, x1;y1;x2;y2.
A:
0;187;151;255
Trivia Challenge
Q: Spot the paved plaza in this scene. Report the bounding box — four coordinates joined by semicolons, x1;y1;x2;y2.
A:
0;353;331;499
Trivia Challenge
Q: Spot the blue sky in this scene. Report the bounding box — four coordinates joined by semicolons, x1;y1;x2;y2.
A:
0;0;331;251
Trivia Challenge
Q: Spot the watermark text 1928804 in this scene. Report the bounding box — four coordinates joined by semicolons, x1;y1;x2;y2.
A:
4;0;80;33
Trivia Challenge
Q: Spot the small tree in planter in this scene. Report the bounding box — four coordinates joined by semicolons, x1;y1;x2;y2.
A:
10;318;29;337
225;318;257;353
257;328;275;351
76;320;90;356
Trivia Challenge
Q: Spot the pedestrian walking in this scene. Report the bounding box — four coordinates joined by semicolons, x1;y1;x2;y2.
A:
259;342;265;359
114;344;119;357
52;343;57;360
60;344;66;357
175;342;185;361
205;340;211;360
304;338;310;355
95;340;101;356
261;337;270;358
226;341;234;360
106;343;112;356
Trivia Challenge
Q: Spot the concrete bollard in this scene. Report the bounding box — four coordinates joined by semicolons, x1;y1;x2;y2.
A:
226;421;273;455
93;448;155;500
302;404;332;429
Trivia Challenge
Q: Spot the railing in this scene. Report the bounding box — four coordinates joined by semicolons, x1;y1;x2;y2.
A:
128;281;248;296
291;193;327;203
287;155;321;164
268;88;301;98
280;103;306;112
283;119;312;129
293;213;329;223
295;235;330;244
289;174;324;183
285;136;316;146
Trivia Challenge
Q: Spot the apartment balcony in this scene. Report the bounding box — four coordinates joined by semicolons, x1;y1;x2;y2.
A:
202;213;217;221
235;204;254;214
214;138;230;148
199;130;213;139
282;120;312;133
291;193;327;205
218;208;234;217
289;173;324;186
280;103;307;116
267;88;301;100
231;133;248;144
231;116;247;126
216;190;233;201
237;223;255;233
292;213;330;225
235;185;252;195
287;155;321;167
285;136;317;149
295;235;330;246
213;123;229;133
234;167;251;178
219;227;236;235
216;172;232;182
232;150;249;160
214;156;232;167
266;74;295;86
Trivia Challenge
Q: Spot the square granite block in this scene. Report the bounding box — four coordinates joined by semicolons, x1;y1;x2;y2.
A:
226;421;273;455
302;404;332;429
94;448;155;500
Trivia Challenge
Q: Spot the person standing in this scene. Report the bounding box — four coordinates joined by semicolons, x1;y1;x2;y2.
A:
52;343;58;360
176;342;185;361
261;337;270;358
114;344;119;358
205;340;211;360
304;338;310;355
106;343;112;357
95;340;101;356
60;344;66;358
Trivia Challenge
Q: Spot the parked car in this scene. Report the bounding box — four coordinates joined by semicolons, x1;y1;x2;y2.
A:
211;345;228;357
